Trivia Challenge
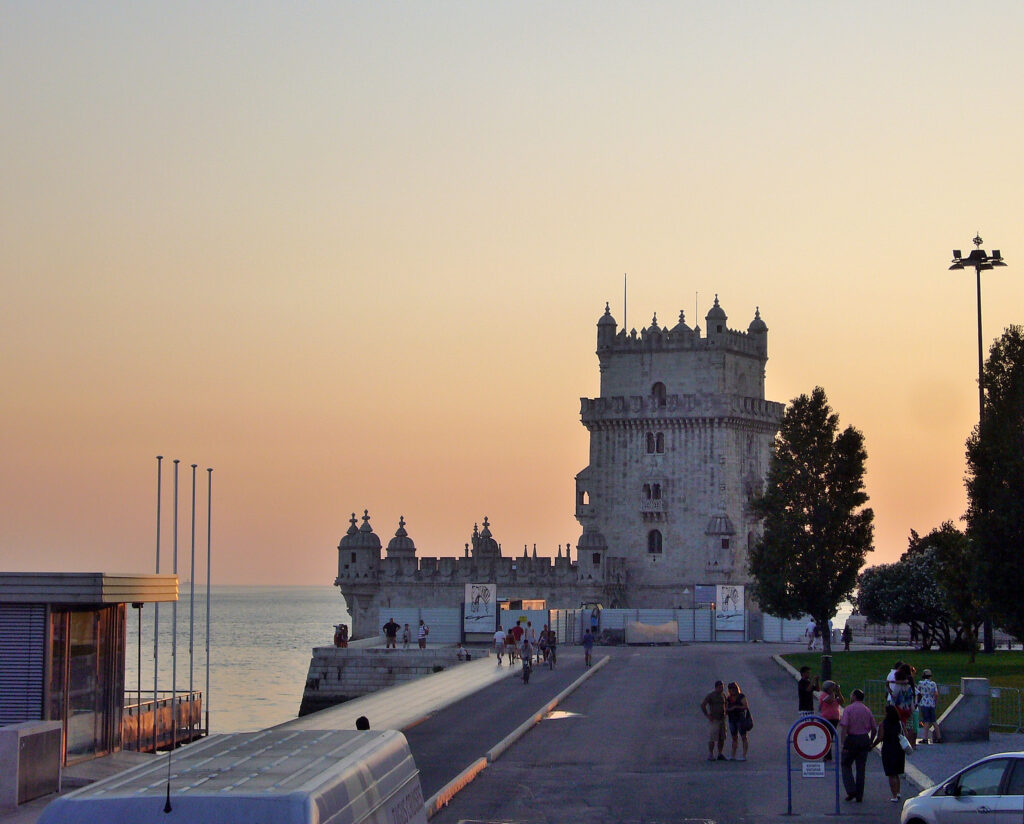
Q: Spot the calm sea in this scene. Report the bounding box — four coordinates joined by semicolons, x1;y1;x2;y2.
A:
124;585;347;734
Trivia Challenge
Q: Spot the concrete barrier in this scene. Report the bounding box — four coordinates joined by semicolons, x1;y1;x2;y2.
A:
939;677;991;743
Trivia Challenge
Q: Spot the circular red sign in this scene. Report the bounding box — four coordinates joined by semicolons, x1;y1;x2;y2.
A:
793;719;833;760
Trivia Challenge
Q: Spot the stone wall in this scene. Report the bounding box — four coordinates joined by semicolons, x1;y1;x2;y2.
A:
298;647;486;717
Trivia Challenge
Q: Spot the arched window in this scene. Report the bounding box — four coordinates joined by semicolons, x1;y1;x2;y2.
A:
592;552;602;565
652;382;667;406
647;529;663;554
655;432;665;453
643;483;652;500
646;432;655;453
652;483;662;500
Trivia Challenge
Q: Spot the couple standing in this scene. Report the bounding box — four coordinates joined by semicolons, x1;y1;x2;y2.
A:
700;679;753;761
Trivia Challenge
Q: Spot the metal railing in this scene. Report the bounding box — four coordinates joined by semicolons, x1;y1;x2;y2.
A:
123;690;204;752
863;679;1023;732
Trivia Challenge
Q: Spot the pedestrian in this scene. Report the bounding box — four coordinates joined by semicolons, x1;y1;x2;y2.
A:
401;623;411;650
417;619;429;649
520;638;533;684
876;705;907;802
818;680;844;761
527;621;537;653
812;622;823;651
382;617;400;649
725;681;750;761
582;628;594;667
885;659;903;705
493;626;506;664
545;626;557;669
797;666;818;714
805;620;815;650
841;624;852;651
509;621;524;655
504;630;517;665
456;643;469;661
700;679;728;761
916;668;941;744
839;688;878;803
889;663;916;743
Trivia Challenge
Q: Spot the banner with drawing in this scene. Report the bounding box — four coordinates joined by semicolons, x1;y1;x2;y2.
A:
463;583;496;632
716;584;744;631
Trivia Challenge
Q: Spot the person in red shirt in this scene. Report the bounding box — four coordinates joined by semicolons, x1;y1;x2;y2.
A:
509;622;525;657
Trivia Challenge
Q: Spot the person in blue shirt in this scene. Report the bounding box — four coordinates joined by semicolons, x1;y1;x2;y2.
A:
582;628;594;667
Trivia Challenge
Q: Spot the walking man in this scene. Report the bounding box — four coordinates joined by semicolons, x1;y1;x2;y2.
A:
417;619;429;649
582;628;594;667
700;679;728;761
839;688;878;803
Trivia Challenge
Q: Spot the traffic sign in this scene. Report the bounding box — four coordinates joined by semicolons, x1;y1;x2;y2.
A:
792;718;832;760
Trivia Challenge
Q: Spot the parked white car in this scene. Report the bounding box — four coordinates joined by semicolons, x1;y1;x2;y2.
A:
901;752;1024;824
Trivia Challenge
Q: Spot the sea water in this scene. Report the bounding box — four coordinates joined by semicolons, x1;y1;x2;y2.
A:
124;585;347;734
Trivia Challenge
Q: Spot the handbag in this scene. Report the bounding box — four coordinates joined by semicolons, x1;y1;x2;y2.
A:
741;709;754;732
898;732;913;754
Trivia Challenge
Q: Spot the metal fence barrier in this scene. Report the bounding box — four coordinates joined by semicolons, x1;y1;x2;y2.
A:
863;679;1022;732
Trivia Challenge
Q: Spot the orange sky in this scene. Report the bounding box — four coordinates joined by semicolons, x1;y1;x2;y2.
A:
2;3;1023;585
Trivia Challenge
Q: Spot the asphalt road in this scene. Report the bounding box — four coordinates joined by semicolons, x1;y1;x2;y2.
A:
404;653;589;799
423;643;907;824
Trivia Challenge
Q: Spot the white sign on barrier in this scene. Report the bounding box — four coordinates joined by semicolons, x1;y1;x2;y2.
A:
463;583;496;633
802;762;826;778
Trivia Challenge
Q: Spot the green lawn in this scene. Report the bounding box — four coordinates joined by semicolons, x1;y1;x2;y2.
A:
782;650;1024;730
782;649;1024;692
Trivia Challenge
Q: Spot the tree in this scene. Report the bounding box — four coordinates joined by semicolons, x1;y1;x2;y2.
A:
855;524;982;656
966;325;1024;642
749;386;874;673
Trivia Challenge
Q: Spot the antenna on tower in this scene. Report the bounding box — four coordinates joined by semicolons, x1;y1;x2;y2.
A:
623;273;627;332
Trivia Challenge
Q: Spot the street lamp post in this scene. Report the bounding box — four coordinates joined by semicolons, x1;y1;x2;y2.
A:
949;234;1008;654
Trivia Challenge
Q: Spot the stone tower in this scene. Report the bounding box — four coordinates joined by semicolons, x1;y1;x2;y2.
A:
574;298;784;608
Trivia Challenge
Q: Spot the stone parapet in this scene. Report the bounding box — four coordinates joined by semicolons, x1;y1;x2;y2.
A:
580;393;784;425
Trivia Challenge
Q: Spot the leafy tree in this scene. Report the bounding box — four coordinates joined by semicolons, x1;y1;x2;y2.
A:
855;524;982;656
749;386;874;667
966;325;1024;641
920;522;984;660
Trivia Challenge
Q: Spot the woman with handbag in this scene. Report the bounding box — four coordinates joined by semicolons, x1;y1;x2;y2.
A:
876;705;911;802
725;681;751;761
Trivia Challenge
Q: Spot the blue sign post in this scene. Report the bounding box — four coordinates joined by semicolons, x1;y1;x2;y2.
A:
786;714;840;815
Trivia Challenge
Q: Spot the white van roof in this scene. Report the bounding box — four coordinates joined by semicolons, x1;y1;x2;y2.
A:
39;729;427;824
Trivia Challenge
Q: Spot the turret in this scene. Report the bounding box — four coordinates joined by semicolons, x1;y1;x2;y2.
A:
386;515;416;560
747;306;768;356
470;516;502;560
576;525;608;582
345;510;381;579
597;302;617;351
705;294;727;344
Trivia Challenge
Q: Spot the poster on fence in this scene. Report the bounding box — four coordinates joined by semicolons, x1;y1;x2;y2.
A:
464;583;497;633
716;585;744;631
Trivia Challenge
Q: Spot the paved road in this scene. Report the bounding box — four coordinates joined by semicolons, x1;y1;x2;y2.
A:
428;644;905;824
405;654;588;798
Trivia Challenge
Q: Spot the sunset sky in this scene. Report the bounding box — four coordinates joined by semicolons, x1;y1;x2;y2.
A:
3;3;1023;586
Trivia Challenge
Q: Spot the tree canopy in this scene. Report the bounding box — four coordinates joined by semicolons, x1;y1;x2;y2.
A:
966;325;1024;641
855;523;981;654
748;386;874;654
